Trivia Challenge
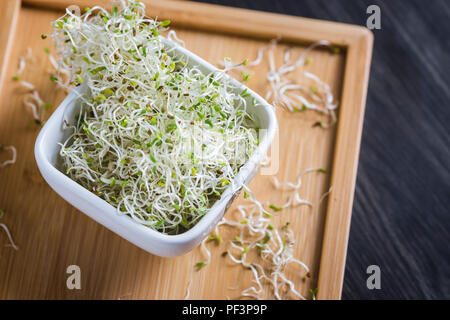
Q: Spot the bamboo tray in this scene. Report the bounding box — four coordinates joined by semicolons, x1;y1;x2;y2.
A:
0;0;372;299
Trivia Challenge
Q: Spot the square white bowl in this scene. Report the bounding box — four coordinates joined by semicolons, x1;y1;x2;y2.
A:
34;38;277;257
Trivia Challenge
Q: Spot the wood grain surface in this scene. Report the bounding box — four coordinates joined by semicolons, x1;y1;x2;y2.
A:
0;0;372;299
193;0;450;299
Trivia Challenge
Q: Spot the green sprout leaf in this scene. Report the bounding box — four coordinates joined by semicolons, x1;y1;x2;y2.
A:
241;72;252;82
269;204;282;212
208;234;223;245
332;46;341;54
195;261;207;270
309;288;318;299
160;20;171;27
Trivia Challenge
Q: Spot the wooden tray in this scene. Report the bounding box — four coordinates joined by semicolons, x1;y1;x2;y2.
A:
0;0;372;299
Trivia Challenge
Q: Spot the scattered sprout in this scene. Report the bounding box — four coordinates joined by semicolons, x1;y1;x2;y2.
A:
309;288;318;300
160;19;171;27
0;145;17;167
208;234;223;245
225;39;338;126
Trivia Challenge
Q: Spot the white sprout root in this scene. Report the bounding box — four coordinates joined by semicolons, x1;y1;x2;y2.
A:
0;223;19;250
50;1;259;234
22;90;49;125
0;145;17;167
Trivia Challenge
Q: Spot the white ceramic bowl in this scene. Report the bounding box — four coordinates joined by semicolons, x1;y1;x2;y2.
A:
34;38;277;257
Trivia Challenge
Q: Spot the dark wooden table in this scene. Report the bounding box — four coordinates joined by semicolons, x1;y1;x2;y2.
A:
193;0;450;299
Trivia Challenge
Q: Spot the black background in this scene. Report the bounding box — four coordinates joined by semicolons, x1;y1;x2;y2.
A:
191;0;450;299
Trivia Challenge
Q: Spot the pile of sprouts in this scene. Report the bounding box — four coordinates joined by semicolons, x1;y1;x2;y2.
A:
48;0;258;234
196;168;330;300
